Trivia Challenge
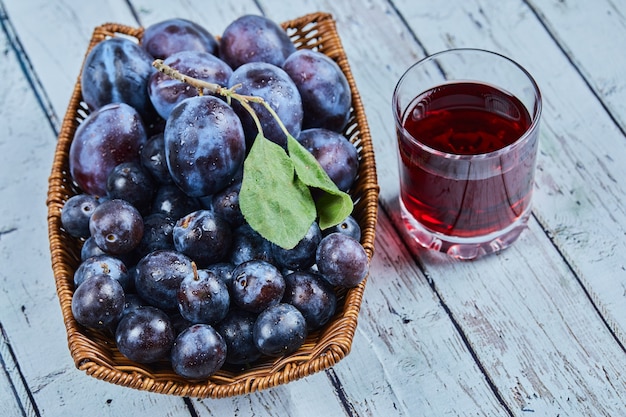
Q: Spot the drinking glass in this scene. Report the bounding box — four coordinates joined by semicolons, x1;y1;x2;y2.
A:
392;49;541;260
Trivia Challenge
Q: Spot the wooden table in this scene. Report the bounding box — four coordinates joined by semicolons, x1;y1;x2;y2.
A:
1;0;625;415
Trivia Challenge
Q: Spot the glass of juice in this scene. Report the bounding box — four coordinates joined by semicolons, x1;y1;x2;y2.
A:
392;49;542;260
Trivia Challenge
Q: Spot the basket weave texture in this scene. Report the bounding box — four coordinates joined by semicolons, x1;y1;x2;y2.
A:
46;12;379;398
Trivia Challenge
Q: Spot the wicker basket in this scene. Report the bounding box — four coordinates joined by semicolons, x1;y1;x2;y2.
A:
46;12;378;398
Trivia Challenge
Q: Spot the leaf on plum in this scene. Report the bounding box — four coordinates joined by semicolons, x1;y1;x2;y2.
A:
240;134;316;249
287;135;353;230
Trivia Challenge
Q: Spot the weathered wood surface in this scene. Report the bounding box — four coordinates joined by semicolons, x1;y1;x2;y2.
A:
0;0;624;416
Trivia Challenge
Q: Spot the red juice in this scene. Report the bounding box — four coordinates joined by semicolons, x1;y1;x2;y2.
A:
398;81;537;237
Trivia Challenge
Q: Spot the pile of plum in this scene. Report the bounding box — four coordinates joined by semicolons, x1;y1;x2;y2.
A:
61;15;370;380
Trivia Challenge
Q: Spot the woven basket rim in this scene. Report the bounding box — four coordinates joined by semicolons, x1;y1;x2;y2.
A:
47;11;379;398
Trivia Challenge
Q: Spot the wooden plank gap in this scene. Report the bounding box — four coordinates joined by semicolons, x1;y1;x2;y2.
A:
122;0;143;27
532;210;626;351
523;0;626;139
0;322;41;417
325;368;360;417
387;0;430;56
0;0;59;135
182;397;200;417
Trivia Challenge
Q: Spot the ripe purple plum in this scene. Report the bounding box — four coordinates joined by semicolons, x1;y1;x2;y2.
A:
81;37;155;118
230;260;285;313
73;254;130;290
140;133;173;185
142;18;219;59
173;209;233;267
283;49;352;132
61;194;100;238
69;102;147;196
71;274;125;330
216;309;261;365
170;324;226;379
220;15;296;69
316;233;369;288
253;303;307;357
88;199;144;255
148;50;232;120
106;161;155;214
177;268;230;325
297;128;359;192
229;62;303;148
115;306;175;363
282;271;337;330
134;249;194;312
164;95;246;197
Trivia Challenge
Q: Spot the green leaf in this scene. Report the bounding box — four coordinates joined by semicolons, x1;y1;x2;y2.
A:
239;134;317;249
287;135;354;230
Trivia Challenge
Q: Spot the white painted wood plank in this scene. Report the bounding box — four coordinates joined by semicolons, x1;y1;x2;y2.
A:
527;0;626;342
132;0;259;34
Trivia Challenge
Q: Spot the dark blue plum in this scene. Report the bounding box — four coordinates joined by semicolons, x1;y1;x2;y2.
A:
70;103;147;196
297;128;359;192
81;236;107;260
71;274;125;330
229;223;274;266
316;233;369;288
216;309;261;365
322;215;361;241
230;260;285;313
121;293;148;316
115;306;175;363
220;15;296;69
151;184;201;220
282;271;337;330
271;221;321;271
177;268;230;325
168;311;193;335
81;37;155;118
106;161;155;214
170;324;226;379
61;194;100;238
253;303;307;357
142;18;218;59
89;199;144;255
228;62;303;148
74;255;130;291
134;249;194;311
164;95;246;197
140;133;173;185
211;178;245;228
173;210;233;267
133;213;175;258
283;49;352;132
205;262;235;288
148;50;232;120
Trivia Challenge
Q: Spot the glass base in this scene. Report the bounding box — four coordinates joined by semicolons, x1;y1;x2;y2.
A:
399;199;531;260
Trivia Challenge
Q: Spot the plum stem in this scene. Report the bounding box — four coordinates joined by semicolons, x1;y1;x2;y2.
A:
152;59;292;139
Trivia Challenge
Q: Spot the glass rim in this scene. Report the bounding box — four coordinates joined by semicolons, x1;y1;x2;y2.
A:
392;48;542;160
